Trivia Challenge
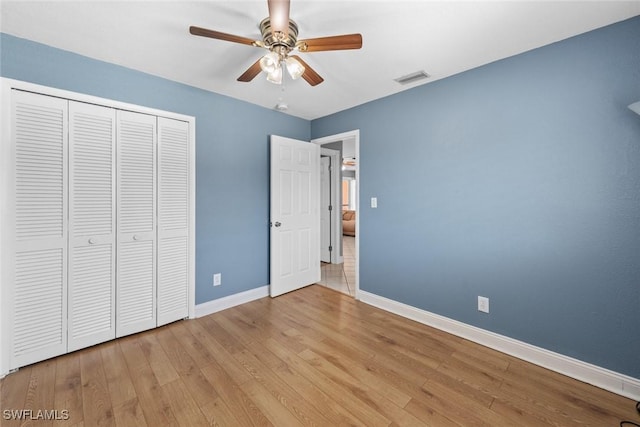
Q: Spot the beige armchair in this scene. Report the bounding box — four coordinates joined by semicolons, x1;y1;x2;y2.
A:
342;210;356;236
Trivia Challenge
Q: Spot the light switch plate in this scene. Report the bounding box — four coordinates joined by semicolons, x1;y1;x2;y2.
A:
478;296;489;313
371;197;377;208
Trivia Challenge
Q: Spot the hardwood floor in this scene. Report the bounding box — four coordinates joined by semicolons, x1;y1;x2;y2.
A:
1;285;637;426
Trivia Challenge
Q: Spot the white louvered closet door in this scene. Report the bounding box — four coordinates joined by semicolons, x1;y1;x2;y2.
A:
157;117;190;326
9;90;68;369
116;111;157;337
68;101;116;351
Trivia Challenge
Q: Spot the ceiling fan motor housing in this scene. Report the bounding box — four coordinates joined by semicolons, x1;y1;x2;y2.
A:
259;17;299;54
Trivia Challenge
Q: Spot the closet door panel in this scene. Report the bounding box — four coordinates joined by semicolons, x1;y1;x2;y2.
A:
116;110;157;337
10;90;68;368
68;101;116;351
157;118;190;325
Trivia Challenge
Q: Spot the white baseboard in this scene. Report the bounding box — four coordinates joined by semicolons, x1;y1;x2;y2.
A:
358;290;640;401
195;286;269;318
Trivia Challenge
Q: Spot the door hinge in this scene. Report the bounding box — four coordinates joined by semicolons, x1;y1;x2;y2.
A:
329;245;333;252
328;205;333;211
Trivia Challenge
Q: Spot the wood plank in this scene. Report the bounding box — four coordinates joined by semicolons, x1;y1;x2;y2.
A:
160;378;209;427
250;299;328;343
498;359;629;425
167;321;216;369
419;377;510;426
263;337;391;426
200;397;243;427
181;316;254;385
53;353;84;426
117;335;148;373
281;327;412;408
79;348;115;427
488;393;562;427
436;354;504;392
23;360;57;427
198;313;246;354
100;341;137;407
232;345;335;426
274;292;439;386
239;380;305;427
507;356;633;415
404;398;463;427
158;322;229;410
298;348;422;426
154;324;198;377
137;332;180;386
265;338;369;426
200;359;273;427
122;342;180;427
112;398;147;427
214;312;287;370
207;313;334;425
0;365;33;427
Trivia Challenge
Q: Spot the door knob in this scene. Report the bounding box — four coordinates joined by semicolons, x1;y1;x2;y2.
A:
133;234;140;240
88;238;96;244
274;222;282;227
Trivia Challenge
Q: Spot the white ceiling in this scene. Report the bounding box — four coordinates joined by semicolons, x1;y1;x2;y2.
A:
2;1;639;120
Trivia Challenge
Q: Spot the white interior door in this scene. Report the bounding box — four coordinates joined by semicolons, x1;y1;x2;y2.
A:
68;101;116;351
320;156;331;263
116;110;157;337
270;135;320;297
9;90;69;369
157;117;190;326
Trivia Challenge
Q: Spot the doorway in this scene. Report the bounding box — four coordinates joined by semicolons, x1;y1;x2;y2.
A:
312;130;360;298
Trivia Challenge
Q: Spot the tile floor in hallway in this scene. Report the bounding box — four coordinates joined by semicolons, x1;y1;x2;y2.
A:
318;235;355;296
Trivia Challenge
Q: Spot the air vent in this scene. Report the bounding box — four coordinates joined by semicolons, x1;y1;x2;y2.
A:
394;70;430;85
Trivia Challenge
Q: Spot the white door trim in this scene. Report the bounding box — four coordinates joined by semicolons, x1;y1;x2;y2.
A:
312;130;360;298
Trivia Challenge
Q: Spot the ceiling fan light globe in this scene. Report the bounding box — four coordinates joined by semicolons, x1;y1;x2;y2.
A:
285;57;305;79
267;66;283;84
259;52;280;74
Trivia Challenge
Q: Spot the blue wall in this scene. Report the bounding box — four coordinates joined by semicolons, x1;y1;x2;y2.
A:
0;33;310;305
312;16;640;378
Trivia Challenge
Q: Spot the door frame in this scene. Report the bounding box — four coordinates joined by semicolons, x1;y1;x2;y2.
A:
312;130;360;298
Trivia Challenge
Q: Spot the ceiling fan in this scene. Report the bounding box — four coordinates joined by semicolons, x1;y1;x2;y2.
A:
189;0;362;86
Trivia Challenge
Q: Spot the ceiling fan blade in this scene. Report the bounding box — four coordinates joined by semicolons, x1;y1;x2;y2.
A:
189;26;260;47
268;0;290;36
237;59;263;82
297;34;362;52
289;55;324;86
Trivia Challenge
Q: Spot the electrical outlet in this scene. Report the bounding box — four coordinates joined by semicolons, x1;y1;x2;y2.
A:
478;296;489;313
213;273;222;287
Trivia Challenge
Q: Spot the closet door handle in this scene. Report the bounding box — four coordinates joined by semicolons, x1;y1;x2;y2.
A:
274;222;282;227
88;238;96;244
133;234;140;241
